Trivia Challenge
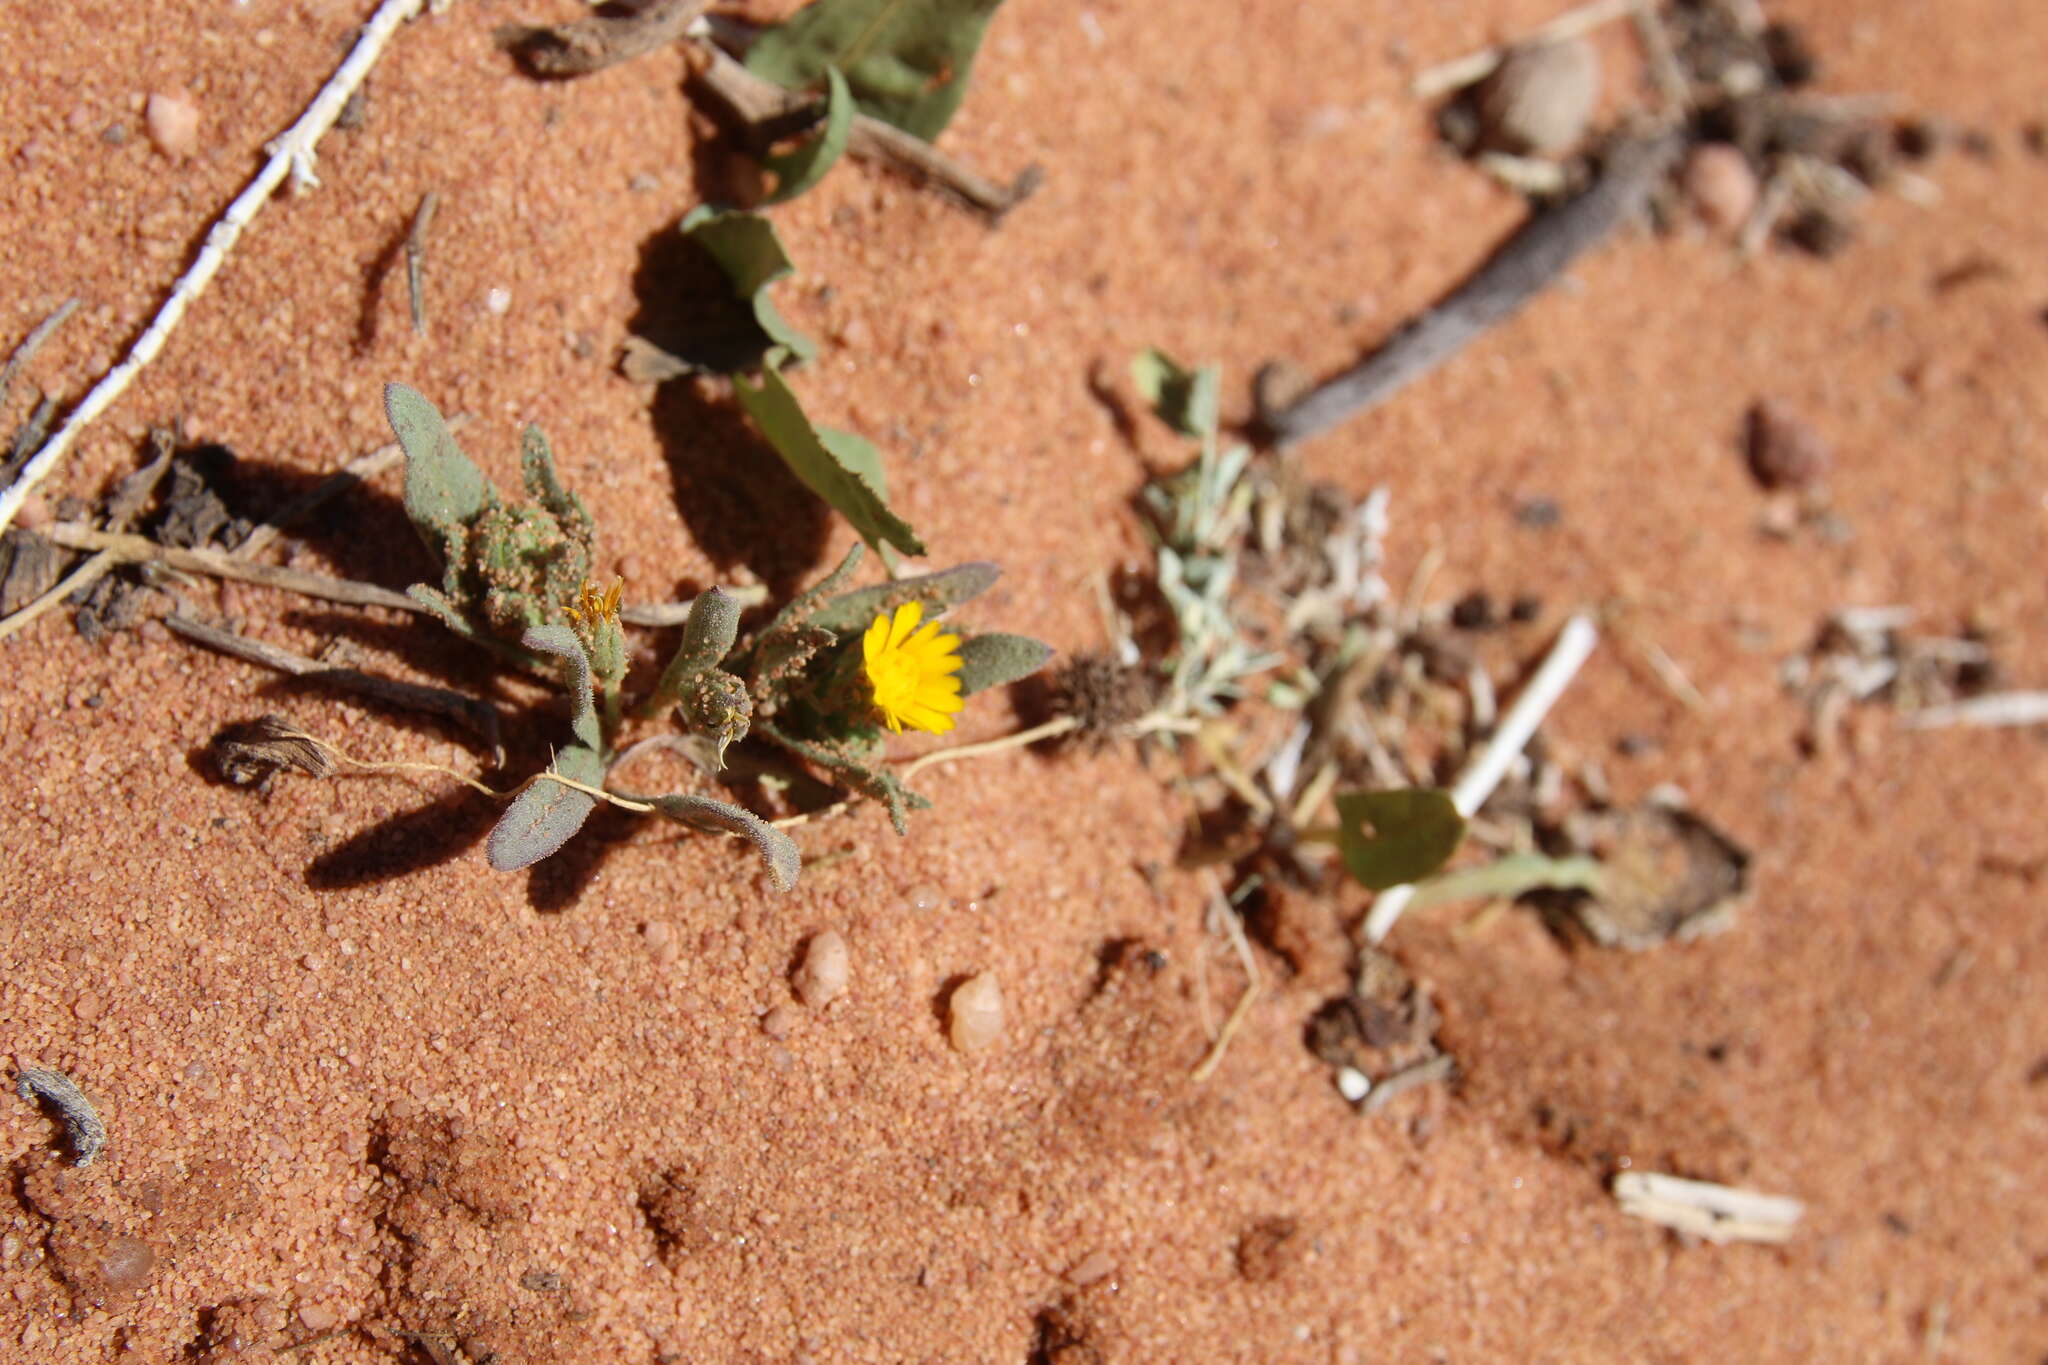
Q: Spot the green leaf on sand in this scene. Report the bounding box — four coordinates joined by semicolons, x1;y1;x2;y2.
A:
1335;788;1466;892
1131;348;1221;440
746;0;1005;142
488;742;604;871
763;66;856;204
681;207;817;364
734;364;925;557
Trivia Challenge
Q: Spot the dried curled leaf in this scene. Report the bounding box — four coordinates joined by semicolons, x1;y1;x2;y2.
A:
956;632;1053;695
681;207;816;366
1335;789;1466;892
806;561;999;636
734;364;924;557
763;66;855;204
745;0;1006;141
488;742;605;871
211;714;336;786
647;794;801;892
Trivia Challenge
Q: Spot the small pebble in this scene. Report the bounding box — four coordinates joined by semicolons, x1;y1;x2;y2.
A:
1066;1251;1116;1286
947;972;1005;1053
98;1237;154;1296
486;287;513;316
793;930;849;1010
1336;1067;1372;1103
144;90;201;159
296;1304;338;1333
1744;399;1831;491
1682;143;1758;234
1476;38;1600;156
760;1005;796;1040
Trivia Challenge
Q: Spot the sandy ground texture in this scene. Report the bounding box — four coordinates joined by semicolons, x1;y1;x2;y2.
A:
3;0;2047;1360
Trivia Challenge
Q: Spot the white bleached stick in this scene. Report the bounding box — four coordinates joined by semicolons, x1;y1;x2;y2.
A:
0;0;429;541
1613;1171;1804;1244
1904;691;2048;730
1362;613;1599;944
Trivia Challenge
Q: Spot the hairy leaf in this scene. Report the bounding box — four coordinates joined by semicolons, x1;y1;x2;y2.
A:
733;365;924;556
1131;348;1220;440
956;632;1053;695
681;207;816;365
746;0;1005;141
763;66;855;204
1335;789;1466;892
807;561;998;636
650;587;744;710
519;423;593;541
522;625;602;753
387;383;491;555
488;742;604;871
647;794;801;892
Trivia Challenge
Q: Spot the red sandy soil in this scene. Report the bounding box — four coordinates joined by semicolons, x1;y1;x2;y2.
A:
2;0;2046;1360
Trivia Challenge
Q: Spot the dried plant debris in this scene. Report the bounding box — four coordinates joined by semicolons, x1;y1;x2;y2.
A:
1540;801;1750;949
1613;1171;1803;1244
745;0;1007;142
210;714;338;789
15;1066;108;1167
1307;948;1453;1114
1782;607;2002;753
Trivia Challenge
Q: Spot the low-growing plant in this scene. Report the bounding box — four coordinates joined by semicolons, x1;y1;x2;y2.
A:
383;382;1051;881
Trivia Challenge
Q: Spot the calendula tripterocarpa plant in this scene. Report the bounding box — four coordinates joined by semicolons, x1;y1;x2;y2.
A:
382;383;1052;885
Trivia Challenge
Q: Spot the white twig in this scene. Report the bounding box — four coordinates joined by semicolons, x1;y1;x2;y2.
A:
0;0;429;541
1363;613;1598;944
1612;1171;1804;1244
1904;692;2048;730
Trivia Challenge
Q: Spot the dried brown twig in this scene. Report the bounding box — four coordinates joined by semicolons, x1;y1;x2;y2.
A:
498;0;709;77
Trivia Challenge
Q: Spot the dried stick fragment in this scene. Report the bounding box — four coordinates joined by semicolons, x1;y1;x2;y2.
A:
1903;691;2048;730
1410;0;1640;98
1260;131;1681;450
1359;1053;1457;1113
1612;1171;1803;1244
0;441;175;642
404;190;440;337
0;298;81;419
166;613;503;755
15;1067;107;1167
1364;614;1598;943
692;46;1041;218
0;0;429;541
41;524;423;613
498;0;709;77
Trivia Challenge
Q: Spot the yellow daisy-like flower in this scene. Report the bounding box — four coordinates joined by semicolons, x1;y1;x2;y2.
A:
862;601;964;735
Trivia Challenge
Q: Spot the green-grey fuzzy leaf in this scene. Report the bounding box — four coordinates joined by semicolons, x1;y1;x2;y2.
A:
758;717;928;835
522;625;602;753
745;0;1005;142
681;208;816;364
809;561;999;636
956;632;1053;696
733;367;925;556
519;423;593;541
386;383;491;552
1335;788;1467;892
652;587;744;708
758;542;864;645
763;66;855;204
1131;348;1220;439
488;742;604;871
647;794;801;892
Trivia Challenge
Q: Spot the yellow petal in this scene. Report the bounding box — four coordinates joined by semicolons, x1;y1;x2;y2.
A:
864;612;890;663
888;601;923;650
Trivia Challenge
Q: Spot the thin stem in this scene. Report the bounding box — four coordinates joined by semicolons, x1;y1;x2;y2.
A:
0;0;429;540
896;714;1080;780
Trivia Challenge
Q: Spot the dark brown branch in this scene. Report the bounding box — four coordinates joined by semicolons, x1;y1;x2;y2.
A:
1259;130;1682;449
496;0;710;78
166;612;503;759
